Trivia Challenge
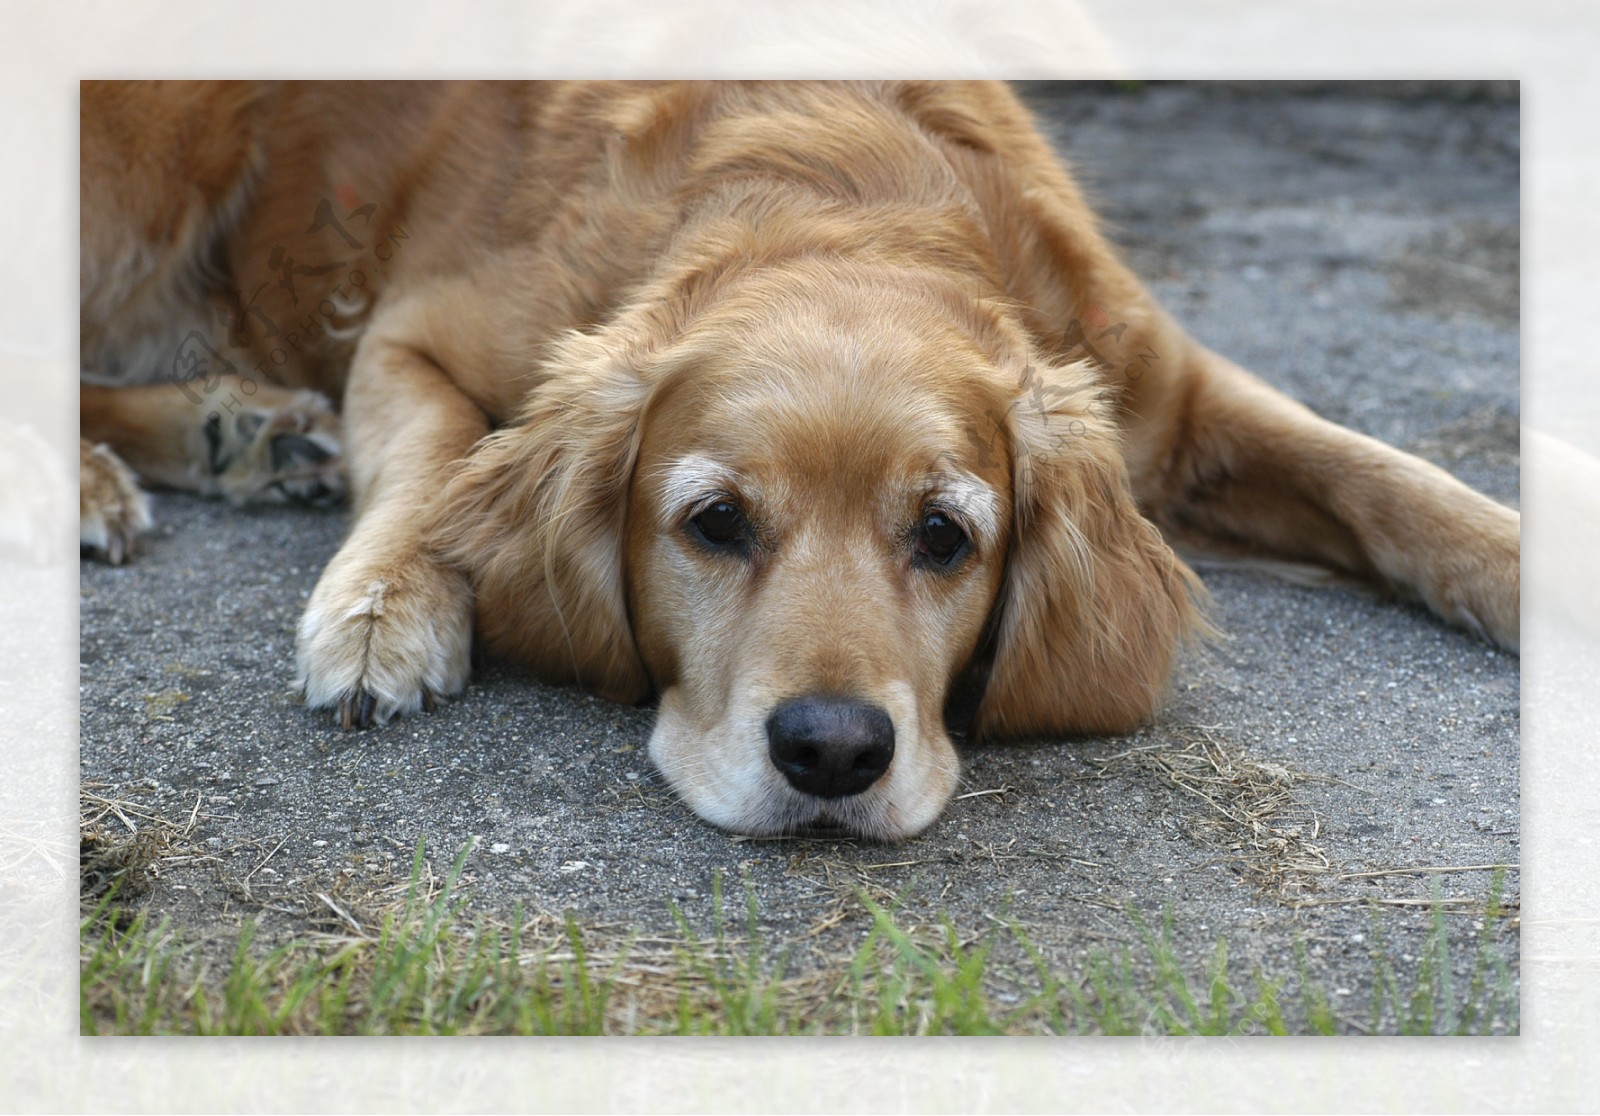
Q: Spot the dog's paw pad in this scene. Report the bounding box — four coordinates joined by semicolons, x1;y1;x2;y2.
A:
211;390;347;507
80;442;152;565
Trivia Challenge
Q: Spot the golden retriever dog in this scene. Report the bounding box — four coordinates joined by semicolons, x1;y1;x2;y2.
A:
80;81;1519;840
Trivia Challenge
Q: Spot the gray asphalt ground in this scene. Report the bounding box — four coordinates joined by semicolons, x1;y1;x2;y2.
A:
77;83;1521;1030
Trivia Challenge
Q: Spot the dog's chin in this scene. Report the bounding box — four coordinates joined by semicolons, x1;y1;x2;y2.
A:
643;752;923;839
767;796;891;841
721;801;893;842
681;781;951;843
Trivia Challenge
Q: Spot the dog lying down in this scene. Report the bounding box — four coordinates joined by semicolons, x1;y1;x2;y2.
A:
80;81;1519;840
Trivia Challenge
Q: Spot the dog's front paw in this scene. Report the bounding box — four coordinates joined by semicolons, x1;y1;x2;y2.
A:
295;550;473;728
207;386;346;507
80;440;152;565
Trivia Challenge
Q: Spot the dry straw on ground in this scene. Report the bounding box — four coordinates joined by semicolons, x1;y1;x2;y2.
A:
1086;725;1332;899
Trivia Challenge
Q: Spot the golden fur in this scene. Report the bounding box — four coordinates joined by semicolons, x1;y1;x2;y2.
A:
80;81;1519;839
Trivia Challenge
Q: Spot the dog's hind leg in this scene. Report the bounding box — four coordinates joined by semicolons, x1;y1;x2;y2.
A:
1131;343;1520;650
79;377;345;564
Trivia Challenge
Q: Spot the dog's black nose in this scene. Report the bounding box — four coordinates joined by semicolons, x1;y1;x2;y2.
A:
766;696;895;799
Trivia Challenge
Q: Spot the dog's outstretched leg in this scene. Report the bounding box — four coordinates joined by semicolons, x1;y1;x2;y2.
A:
1135;344;1520;650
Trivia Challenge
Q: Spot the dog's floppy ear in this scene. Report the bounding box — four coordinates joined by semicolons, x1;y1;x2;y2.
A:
976;361;1205;738
428;329;651;704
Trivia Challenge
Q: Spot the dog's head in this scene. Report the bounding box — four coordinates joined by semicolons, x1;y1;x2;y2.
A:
433;262;1200;839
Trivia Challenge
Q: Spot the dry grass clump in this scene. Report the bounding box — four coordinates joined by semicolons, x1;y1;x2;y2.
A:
1088;725;1331;899
79;783;201;903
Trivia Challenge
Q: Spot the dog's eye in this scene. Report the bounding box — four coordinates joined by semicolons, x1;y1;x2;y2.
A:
689;500;750;551
916;510;969;567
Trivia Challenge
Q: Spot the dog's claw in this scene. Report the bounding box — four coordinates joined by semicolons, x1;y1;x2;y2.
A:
337;689;379;729
84;521;139;566
336;690;377;730
334;688;438;729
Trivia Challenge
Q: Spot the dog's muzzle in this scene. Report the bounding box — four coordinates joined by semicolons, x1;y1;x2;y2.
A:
765;695;895;798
